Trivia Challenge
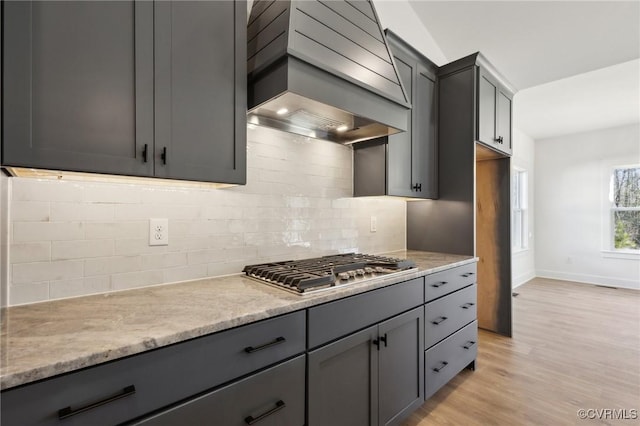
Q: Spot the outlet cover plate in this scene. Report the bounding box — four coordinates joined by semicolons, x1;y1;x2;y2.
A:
149;218;169;246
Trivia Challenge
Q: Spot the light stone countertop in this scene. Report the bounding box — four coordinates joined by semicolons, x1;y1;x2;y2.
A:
0;250;476;390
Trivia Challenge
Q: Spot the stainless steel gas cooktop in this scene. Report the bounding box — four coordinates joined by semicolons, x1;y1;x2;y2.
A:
242;253;416;295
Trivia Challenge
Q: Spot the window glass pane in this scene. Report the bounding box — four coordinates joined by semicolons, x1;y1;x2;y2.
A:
520;172;528;210
513;212;522;249
614;210;640;249
512;172;520;209
613;167;640;208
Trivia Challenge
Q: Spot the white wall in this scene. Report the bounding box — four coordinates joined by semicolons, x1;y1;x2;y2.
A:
535;124;640;289
511;127;536;288
374;0;448;65
1;127;406;305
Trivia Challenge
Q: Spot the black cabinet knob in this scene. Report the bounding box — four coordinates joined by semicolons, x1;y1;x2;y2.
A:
412;183;422;192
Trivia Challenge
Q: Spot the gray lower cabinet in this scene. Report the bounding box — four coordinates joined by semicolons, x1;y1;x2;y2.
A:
0;311;305;426
135;355;305;426
2;0;246;184
423;262;478;400
424;284;477;349
353;30;437;199
425;321;478;399
308;307;424;426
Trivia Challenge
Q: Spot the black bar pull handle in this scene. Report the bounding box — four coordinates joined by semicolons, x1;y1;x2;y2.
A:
161;147;167;165
372;338;380;350
379;333;388;347
245;400;285;425
431;316;448;325
463;341;476;350
244;336;286;353
431;281;448;288
461;272;475;278
432;361;448;373
142;144;148;163
461;302;476;309
58;385;136;420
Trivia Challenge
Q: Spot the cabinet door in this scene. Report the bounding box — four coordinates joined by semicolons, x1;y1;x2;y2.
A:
387;55;414;197
2;1;154;176
497;90;513;155
135;355;305;426
477;68;497;148
412;65;438;199
153;0;246;184
308;326;379;426
378;307;424;426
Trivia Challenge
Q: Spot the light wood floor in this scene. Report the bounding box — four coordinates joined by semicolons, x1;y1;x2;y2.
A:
403;277;640;425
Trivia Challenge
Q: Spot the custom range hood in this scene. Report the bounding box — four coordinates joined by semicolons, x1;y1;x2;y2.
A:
247;0;410;143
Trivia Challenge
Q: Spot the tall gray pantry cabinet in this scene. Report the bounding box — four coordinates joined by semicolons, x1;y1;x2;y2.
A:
1;1;246;184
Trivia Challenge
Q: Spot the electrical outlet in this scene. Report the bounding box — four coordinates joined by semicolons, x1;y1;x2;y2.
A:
370;216;377;233
149;218;169;246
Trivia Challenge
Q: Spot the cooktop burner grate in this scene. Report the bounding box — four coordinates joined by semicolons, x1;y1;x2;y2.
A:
243;253;416;294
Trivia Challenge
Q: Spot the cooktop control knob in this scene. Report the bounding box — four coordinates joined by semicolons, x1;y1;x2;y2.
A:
356;269;365;276
364;267;375;274
338;272;350;281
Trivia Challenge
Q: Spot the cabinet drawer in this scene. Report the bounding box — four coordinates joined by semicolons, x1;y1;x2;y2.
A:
424;263;477;302
0;311;305;426
308;278;424;349
425;284;476;349
135;355;305;426
425;321;477;399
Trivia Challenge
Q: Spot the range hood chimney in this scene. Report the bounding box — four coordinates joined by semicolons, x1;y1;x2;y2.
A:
247;0;410;144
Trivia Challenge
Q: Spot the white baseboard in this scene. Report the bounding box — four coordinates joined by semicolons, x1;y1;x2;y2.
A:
512;270;536;289
535;269;640;290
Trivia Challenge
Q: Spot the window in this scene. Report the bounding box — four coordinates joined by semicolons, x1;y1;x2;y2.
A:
512;168;528;251
610;166;640;251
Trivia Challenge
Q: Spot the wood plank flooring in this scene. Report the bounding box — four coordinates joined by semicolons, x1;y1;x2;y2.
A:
403;277;640;425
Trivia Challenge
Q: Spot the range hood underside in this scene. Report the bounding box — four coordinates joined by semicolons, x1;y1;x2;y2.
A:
248;57;409;144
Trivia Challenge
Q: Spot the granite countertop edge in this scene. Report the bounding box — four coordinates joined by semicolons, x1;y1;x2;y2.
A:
0;251;477;390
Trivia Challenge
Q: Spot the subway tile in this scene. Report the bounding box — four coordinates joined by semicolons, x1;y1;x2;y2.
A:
84;221;146;240
52;240;114;260
49;276;111;299
85;256;142;276
13;260;84;284
111;270;164;291
11;201;50;221
84;183;142;204
50;202;115;222
10;242;51;264
9;282;49;305
141;252;187;270
13;221;84;242
163;264;208;284
11;178;83;202
114;238;168;256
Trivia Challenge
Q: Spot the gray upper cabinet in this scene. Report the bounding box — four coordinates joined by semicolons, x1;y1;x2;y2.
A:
353;30;437;199
477;66;513;156
2;0;246;184
153;1;246;184
2;1;154;176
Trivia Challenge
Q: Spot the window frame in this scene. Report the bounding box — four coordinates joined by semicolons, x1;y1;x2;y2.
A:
608;164;640;254
512;167;528;253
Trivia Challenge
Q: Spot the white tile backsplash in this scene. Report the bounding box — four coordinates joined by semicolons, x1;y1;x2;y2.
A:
2;126;406;305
